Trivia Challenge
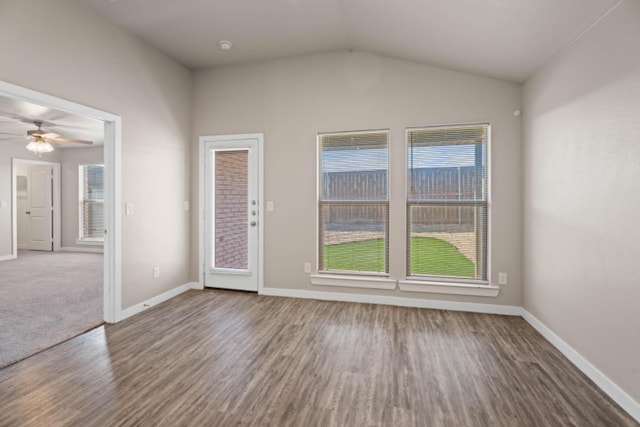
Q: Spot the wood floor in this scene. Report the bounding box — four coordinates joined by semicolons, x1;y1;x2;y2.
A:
0;290;636;427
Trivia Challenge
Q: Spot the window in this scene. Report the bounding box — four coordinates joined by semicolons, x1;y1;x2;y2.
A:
79;164;104;241
318;131;389;275
406;124;489;282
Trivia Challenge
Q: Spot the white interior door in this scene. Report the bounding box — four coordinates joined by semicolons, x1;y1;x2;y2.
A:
28;165;53;251
204;136;260;291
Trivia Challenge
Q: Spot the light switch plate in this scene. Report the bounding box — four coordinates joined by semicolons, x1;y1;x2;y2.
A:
125;203;134;215
267;201;274;211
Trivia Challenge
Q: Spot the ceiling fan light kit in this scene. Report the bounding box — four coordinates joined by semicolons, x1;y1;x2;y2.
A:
25;137;54;154
2;119;96;154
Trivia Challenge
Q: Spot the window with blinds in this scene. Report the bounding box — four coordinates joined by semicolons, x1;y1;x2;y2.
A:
79;164;105;241
318;130;389;275
406;124;489;282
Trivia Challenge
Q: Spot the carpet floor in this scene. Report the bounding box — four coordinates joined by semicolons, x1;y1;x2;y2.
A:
0;250;103;369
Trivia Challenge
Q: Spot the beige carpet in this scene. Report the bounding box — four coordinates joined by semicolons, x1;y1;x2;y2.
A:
0;250;103;369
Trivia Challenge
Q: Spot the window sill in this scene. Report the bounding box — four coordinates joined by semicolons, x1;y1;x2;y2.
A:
76;239;104;246
310;274;397;290
398;280;500;297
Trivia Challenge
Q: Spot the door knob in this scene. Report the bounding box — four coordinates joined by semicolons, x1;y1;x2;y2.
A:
250;221;257;227
25;211;31;215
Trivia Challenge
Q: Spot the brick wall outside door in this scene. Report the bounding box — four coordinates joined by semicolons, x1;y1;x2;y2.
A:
214;150;248;269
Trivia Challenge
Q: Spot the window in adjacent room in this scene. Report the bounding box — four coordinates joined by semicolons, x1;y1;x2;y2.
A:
406;124;489;282
79;164;105;242
318;130;389;275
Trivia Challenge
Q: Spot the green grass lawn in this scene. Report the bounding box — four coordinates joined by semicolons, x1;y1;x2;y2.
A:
324;236;475;277
324;238;386;272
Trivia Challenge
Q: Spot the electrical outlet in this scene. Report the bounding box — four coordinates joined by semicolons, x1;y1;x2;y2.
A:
153;266;160;279
304;262;311;273
267;201;274;212
498;272;508;285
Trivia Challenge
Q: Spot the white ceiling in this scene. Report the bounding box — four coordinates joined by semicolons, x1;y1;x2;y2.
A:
0;95;104;149
86;0;620;83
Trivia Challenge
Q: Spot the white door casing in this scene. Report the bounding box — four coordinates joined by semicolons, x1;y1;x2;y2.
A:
1;79;121;323
16;173;30;250
12;160;61;253
201;134;263;292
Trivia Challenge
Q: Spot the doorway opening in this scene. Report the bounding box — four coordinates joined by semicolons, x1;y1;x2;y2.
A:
0;80;121;367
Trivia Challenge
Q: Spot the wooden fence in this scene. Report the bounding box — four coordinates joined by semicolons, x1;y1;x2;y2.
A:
321;167;482;230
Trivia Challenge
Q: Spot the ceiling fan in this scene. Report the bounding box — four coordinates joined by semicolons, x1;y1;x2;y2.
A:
0;119;93;155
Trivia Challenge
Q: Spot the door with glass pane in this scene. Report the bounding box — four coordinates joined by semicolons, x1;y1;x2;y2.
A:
203;136;259;291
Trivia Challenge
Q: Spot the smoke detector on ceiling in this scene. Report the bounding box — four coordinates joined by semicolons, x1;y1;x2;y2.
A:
219;40;233;51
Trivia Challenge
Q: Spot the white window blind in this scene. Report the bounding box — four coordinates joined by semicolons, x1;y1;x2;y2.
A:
79;164;104;241
318;131;389;274
406;124;489;281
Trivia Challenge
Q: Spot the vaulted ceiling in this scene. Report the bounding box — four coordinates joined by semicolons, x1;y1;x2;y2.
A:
86;0;620;83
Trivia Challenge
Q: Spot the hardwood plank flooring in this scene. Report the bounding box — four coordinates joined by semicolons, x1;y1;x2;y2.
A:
0;289;636;426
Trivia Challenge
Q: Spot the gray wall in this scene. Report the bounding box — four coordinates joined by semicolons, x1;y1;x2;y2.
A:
0;0;192;308
522;0;640;403
60;146;104;250
192;51;523;306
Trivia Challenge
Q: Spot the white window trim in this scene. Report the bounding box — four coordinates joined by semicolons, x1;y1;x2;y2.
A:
404;122;492;284
316;129;391;276
399;279;500;297
310;274;396;290
311;123;497;298
310;275;500;296
75;238;104;246
79;164;105;243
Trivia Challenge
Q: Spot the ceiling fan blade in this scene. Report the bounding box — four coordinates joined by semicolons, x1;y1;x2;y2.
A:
0;132;22;136
42;132;62;138
50;136;93;145
0;116;21;123
17;117;56;127
46;113;69;122
47;115;98;128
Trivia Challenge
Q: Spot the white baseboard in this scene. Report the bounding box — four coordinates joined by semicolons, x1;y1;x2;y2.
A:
119;282;199;321
0;254;17;262
522;310;640;423
60;246;104;254
259;287;522;316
